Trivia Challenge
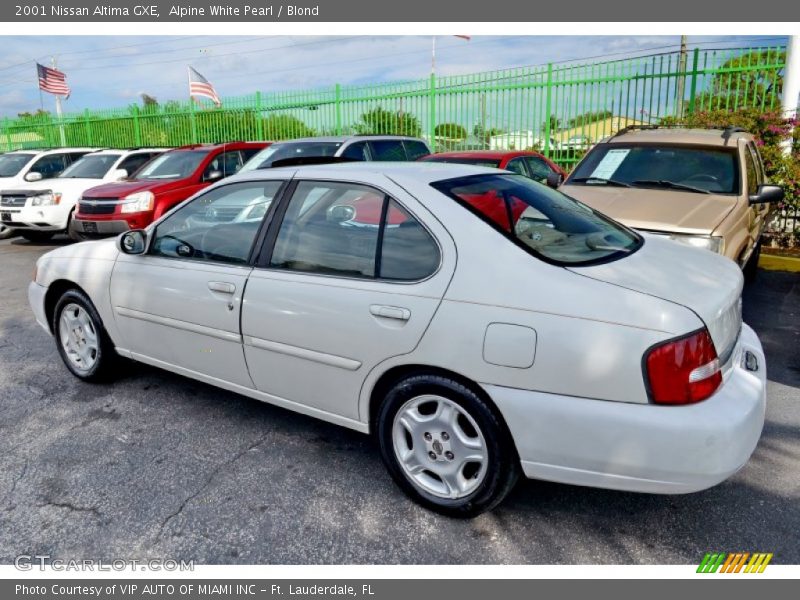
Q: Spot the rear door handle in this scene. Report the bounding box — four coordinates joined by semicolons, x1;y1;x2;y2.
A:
370;305;411;321
208;281;236;294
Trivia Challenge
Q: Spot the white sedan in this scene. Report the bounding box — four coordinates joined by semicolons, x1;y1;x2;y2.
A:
28;162;766;516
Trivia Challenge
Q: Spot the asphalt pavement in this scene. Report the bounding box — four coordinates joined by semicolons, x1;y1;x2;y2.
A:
1;235;798;564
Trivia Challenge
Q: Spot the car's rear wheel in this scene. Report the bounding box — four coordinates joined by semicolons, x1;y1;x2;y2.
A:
377;374;519;517
53;289;117;381
20;231;54;243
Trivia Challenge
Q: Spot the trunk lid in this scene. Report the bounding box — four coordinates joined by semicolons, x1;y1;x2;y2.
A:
568;234;743;360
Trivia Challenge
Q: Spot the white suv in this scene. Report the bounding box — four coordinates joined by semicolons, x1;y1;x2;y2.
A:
1;148;166;242
0;148;97;239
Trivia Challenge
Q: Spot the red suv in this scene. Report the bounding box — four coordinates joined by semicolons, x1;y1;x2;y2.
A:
420;150;568;187
71;142;269;237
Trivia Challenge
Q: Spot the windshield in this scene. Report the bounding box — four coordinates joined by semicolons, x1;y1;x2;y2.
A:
432;173;641;265
58;154;121;179
0;153;35;177
569;144;739;194
240;142;342;171
135;150;208;180
424;156;502;168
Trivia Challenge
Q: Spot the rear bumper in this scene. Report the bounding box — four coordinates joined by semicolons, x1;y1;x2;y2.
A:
486;322;766;494
72;218;131;235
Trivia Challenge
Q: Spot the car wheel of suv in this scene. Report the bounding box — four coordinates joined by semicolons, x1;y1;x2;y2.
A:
67;215;88;242
53;289;117;382
0;224;15;240
21;231;54;243
377;374;519;517
743;240;762;283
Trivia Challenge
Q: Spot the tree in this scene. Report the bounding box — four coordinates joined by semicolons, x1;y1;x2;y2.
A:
434;122;467;140
541;114;561;133
261;114;316;140
355;107;421;137
568;110;613;128
472;123;504;146
692;49;786;111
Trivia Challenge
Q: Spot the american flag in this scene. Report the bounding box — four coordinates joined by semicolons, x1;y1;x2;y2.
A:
188;66;221;107
37;63;70;97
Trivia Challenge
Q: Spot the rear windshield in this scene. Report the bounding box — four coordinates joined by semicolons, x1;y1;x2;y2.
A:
59;154;121;179
424;156;502;169
569;144;739;194
240;142;342;171
0;153;35;177
135;150;208;180
432;173;641;265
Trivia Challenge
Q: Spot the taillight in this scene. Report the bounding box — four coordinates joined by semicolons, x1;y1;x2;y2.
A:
645;329;722;405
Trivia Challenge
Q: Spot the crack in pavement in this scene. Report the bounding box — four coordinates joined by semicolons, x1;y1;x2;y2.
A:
39;500;102;518
156;434;269;540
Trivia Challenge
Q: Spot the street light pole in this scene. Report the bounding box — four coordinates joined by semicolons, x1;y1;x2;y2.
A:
781;35;800;155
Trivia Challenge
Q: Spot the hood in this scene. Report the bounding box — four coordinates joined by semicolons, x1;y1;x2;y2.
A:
561;184;737;235
82;178;186;199
41;237;119;262
2;177;105;195
568;234;743;359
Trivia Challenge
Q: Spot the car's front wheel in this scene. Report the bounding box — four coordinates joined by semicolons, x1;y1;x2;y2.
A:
377;374;519;517
0;224;15;240
21;231;54;243
53;289;117;381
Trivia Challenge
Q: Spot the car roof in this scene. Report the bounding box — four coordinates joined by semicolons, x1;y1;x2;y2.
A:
169;141;268;152
424;150;544;160
270;135;427;145
6;147;99;155
603;128;754;147
230;160;504;185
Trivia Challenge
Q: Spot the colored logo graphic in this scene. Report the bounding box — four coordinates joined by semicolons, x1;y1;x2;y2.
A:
697;552;773;573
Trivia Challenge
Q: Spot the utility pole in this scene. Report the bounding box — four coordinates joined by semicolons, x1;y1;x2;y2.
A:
781;35;800;156
676;35;688;119
52;56;66;146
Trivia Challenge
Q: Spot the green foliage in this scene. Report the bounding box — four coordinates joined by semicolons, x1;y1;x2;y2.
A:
663;107;799;246
541;115;561;132
261;114;315;140
567;110;612;128
472;124;504;146
355;107;421;137
691;50;785;112
434;122;467;140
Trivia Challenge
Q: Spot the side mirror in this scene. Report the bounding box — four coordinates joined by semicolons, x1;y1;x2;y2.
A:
204;169;223;182
24;171;43;182
546;171;563;189
749;184;783;205
111;168;128;181
118;229;147;255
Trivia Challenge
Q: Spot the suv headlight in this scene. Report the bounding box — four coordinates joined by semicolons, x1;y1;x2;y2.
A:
121;191;155;214
30;192;61;206
657;233;725;254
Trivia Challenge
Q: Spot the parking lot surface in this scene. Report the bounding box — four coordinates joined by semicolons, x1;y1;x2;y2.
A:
1;235;798;564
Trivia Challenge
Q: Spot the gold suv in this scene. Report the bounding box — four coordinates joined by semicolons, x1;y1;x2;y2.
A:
560;126;784;278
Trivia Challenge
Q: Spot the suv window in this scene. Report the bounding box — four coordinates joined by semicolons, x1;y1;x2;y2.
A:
0;153;35;177
59;154;121;179
30;154;68;177
524;156;555;182
505;157;527;176
150;181;284;264
204;150;244;180
269;181;438;280
340;141;369;161
744;144;759;195
368;140;407;161
118;153;155;177
433;173;641;265
403;140;430;161
136;150;208;180
570;144;739;194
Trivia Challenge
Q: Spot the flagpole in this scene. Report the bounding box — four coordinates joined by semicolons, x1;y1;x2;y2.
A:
431;36;436;75
52;56;66;146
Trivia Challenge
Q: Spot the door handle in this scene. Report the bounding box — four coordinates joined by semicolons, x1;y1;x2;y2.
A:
208;281;236;294
369;305;411;321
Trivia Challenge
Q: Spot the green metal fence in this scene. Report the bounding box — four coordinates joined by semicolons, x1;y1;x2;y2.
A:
1;44;787;170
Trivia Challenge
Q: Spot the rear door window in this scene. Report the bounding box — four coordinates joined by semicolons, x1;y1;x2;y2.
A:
368;140;407;161
340;142;369;161
403;140;431;160
30;154;68;177
524;156;556;182
505;157;528;176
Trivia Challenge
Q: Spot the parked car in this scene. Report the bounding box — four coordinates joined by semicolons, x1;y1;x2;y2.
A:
1;148;167;242
419;150;568;187
70;142;269;237
561;135;592;151
0;147;97;239
560;126;782;279
239;135;431;171
29;163;766;516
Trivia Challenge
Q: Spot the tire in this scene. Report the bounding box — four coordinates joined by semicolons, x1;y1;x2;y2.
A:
53;289;118;382
376;374;520;517
743;239;762;283
67;215;88;242
0;224;16;240
20;231;54;243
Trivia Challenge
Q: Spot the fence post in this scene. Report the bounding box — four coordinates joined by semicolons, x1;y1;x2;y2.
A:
255;91;264;140
2;118;10;151
544;63;553;158
687;48;700;115
132;106;142;146
84;109;93;146
189;100;198;143
429;73;436;152
334;83;342;135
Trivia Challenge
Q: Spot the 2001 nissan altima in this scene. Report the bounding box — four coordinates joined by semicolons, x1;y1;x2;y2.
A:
29;162;766;516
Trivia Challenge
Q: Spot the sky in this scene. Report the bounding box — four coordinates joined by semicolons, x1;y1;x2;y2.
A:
0;34;788;118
